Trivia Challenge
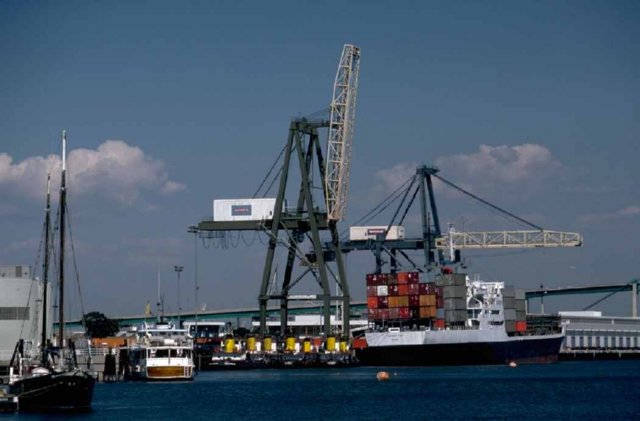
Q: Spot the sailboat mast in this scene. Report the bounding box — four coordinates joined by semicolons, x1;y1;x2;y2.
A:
58;130;67;346
41;174;51;364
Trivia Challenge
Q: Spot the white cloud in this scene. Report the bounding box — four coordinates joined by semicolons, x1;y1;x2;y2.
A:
435;144;559;184
580;205;640;222
370;144;559;198
0;140;185;205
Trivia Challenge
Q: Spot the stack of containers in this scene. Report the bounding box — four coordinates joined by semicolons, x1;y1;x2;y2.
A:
438;273;467;325
366;271;444;326
502;287;527;333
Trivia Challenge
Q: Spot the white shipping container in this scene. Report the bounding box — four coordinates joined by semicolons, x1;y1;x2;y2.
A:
377;285;388;296
349;226;405;241
213;198;284;222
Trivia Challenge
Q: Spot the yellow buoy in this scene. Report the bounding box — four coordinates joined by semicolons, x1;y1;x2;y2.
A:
246;335;256;352
326;336;336;352
263;336;273;353
224;335;235;353
285;336;296;352
376;371;390;381
339;338;347;353
303;338;312;353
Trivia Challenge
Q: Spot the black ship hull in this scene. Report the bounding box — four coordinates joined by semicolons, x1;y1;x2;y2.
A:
356;335;564;366
10;370;95;413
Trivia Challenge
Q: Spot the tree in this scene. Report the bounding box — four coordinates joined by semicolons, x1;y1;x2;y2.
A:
83;311;119;338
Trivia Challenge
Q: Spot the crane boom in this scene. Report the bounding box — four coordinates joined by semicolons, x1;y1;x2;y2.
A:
436;230;583;249
325;44;361;221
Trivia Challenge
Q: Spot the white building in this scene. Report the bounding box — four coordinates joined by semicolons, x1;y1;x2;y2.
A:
0;265;52;364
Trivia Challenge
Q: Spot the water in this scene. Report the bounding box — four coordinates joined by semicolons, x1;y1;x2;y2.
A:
6;361;640;420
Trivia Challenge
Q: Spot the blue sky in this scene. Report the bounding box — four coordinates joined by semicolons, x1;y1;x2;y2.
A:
1;1;639;319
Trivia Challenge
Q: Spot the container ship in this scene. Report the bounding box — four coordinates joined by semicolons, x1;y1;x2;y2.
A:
353;271;565;366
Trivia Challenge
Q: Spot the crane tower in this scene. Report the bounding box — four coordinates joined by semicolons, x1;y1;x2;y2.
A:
325;44;361;221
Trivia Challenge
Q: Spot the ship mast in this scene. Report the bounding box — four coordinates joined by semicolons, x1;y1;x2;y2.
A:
58;130;67;346
41;174;51;365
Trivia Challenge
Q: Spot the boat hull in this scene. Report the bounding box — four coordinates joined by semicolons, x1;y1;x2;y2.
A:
355;335;564;366
10;370;95;413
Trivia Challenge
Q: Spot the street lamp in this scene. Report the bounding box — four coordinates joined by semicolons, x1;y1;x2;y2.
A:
174;265;184;326
188;225;199;334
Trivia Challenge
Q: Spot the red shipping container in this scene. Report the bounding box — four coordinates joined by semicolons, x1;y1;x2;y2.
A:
367;308;376;318
397;272;409;284
367;296;378;309
407;272;420;284
366;286;378;297
388;296;399;308
367;274;380;286
387;273;398;285
397;295;409;307
434;319;445;329
398;285;409;295
409;295;420;307
377;309;390;320
377;296;389;309
437;295;444;308
408;283;420;295
398;307;410;319
515;321;527;332
388;285;399;296
379;273;389;285
418;283;429;294
388;308;399;319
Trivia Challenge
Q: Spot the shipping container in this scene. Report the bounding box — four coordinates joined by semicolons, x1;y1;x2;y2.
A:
419;307;431;319
387;273;398;285
505;320;516;333
410;308;420;319
503;297;516;309
388;285;399;296
437;274;466;287
434;319;445;329
398;307;411;319
504;309;516;321
388;296;399;308
388;308;399;319
397;272;409;285
444;297;467;310
397;296;409;307
366;286;377;297
349;225;406;241
377;309;390;320
419;283;436;295
409;295;420;307
377;296;389;309
377;285;388;296
398;285;409;295
408;283;420;295
515;321;527;332
367;297;378;309
436;294;444;309
407;272;420;284
419;295;430;307
443;285;467;298
213;198;284;222
445;309;467;323
502;286;515;298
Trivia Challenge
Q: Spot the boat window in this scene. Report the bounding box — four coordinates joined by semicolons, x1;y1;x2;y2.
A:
156;349;169;358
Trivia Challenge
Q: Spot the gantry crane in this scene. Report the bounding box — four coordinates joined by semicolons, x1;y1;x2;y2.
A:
338;165;582;275
196;44;361;338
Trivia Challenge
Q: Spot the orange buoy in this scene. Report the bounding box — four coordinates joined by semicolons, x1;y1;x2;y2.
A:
376;371;390;381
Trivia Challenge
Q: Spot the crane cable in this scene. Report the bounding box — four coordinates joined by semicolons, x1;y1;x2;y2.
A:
431;173;542;231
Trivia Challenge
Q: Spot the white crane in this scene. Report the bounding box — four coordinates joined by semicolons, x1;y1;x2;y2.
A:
325;44;361;221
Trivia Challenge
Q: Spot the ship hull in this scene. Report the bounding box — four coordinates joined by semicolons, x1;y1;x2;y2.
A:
10;370;95;413
356;335;564;366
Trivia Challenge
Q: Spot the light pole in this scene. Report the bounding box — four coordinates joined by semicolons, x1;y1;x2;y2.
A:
188;225;199;334
174;265;184;326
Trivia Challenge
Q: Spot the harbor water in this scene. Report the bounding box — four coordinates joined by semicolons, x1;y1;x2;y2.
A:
4;361;640;420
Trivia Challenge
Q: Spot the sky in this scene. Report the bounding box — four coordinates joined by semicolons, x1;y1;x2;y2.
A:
1;0;639;320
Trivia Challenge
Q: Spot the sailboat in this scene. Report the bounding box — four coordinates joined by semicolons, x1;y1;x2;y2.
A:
8;131;95;412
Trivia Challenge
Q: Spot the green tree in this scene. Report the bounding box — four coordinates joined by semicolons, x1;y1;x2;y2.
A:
83;311;119;338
